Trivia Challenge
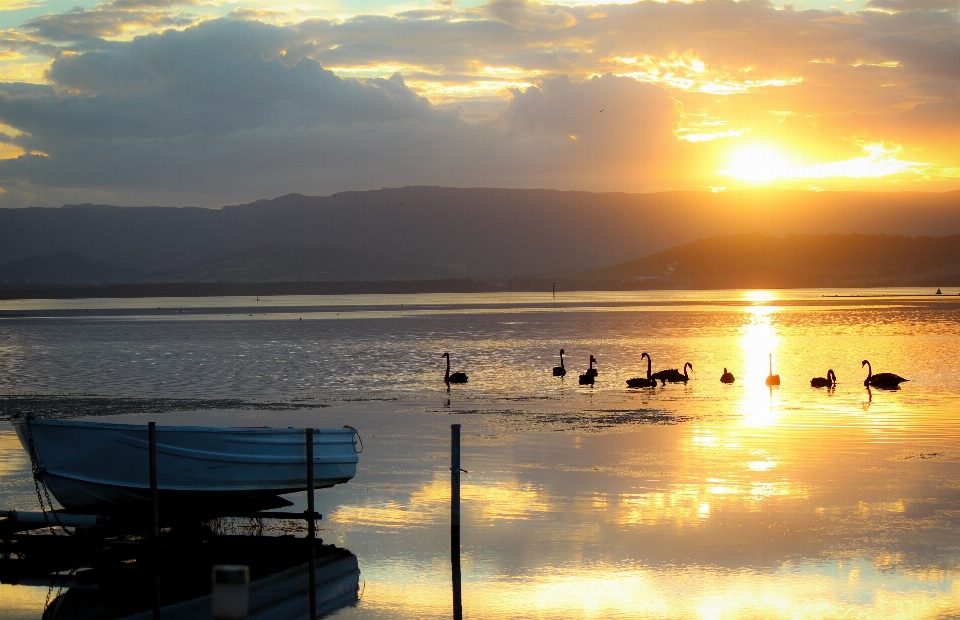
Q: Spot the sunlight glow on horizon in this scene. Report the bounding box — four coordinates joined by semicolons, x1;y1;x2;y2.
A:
721;142;936;184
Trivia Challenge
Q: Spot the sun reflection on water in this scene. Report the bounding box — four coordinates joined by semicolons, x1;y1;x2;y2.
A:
739;304;782;428
357;559;960;619
329;476;551;528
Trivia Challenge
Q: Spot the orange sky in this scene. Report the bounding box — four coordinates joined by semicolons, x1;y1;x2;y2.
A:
0;0;959;206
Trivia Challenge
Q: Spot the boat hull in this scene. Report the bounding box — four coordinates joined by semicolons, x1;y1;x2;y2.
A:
12;418;359;515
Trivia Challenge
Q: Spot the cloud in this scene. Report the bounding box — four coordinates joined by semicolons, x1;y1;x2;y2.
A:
2;0;960;204
864;0;960;10
485;0;577;31
504;74;677;174
22;0;198;43
0;18;678;206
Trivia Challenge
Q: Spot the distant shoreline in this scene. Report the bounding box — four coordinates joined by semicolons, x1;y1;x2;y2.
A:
0;280;955;301
0;279;497;301
822;293;959;298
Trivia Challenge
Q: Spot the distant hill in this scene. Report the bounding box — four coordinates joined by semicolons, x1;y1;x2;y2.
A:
148;244;457;283
0;251;138;286
568;233;960;289
2;188;960;280
3;233;960;296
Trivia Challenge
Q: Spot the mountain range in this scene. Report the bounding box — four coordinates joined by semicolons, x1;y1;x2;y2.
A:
569;233;960;289
3;187;960;281
3;187;960;293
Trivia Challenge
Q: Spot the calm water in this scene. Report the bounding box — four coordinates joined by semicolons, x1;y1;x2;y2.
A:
2;289;960;618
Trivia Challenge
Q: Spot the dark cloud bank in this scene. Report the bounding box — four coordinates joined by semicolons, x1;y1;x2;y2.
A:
0;16;675;207
3;0;960;206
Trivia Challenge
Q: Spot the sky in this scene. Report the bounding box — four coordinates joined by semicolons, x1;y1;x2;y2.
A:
0;0;959;207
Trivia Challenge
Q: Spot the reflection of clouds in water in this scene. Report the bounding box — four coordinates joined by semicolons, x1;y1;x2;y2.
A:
0;431;28;481
358;559;960;619
615;480;804;526
0;584;49;617
739;305;782;428
329;476;550;528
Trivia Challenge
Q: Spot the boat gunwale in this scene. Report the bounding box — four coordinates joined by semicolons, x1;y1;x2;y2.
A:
10;418;355;435
41;470;350;494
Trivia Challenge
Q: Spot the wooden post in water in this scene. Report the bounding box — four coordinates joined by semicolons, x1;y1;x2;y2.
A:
306;428;317;620
148;421;160;620
451;423;463;620
148;422;159;539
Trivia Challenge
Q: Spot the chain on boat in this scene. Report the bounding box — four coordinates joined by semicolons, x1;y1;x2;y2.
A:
22;415;72;536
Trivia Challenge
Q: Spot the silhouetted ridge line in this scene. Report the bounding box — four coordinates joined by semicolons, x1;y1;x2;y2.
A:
0;279;491;300
4;188;960;282
567;232;960;289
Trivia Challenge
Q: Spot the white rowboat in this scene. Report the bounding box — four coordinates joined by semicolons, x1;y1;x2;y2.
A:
11;417;359;515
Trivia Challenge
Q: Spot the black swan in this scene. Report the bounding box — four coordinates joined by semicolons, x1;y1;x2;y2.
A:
553;349;567;377
862;360;907;389
627;352;657;388
765;353;780;386
810;369;836;388
720;368;736;384
442;352;468;384
579;355;597;385
585;355;598;378
653;362;692;385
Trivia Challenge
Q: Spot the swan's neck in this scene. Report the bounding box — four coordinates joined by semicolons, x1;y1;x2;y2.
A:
769;355;773;375
445;356;450;380
647;356;652;379
560;352;564;369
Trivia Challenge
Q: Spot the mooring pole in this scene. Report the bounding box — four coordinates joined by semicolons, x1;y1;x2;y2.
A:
306;428;317;620
451;423;463;620
148;421;160;620
148;422;159;539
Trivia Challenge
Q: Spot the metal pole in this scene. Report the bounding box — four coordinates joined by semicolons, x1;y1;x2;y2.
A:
306;428;317;620
148;422;159;539
451;424;462;620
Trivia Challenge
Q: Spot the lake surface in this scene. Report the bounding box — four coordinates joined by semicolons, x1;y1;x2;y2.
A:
2;289;960;618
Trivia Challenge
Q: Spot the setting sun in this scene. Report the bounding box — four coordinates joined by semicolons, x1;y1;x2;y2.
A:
719;142;942;185
721;145;796;184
